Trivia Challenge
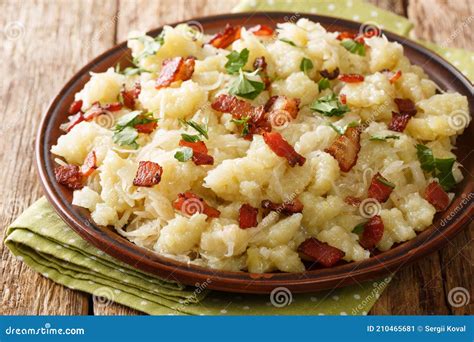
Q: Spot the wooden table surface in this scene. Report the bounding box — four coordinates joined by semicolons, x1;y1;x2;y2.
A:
1;0;472;316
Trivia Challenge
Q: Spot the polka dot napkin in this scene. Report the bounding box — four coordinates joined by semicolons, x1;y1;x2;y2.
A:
233;0;473;81
5;198;390;315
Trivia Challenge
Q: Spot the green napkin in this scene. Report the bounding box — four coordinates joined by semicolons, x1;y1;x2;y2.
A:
233;0;474;81
5;198;390;315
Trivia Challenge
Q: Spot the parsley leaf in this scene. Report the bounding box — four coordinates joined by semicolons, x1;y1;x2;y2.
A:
310;93;350;117
341;39;366;56
225;49;249;74
416;144;457;190
130;33;165;63
229;70;265;100
300;57;313;75
181;134;201;143
231;116;251;136
352;222;366;234
327;121;359;135
179;119;209;140
369;135;400;141
280;38;296;46
174;147;194;162
318;78;330;90
113;111;157;149
113;126;139;149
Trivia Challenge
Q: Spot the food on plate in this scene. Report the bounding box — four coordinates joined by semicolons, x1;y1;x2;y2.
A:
51;19;470;273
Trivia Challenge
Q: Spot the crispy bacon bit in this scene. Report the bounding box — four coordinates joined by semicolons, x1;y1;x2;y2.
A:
208;24;241;49
359;215;384;249
345;196;362;206
80;150;97;177
319;67;340;80
368;173;395;203
389;70;402;83
354;36;365;44
388;111;411;132
253;56;271;89
212;94;264;119
173;192;221;218
54;165;84;190
60;113;85;132
179;140;214;166
298;238;345;267
239;204;259;229
338;73;365;83
121;83;141;109
265;95;300;119
336;31;357;40
248;24;274;36
340;93;347;105
325;127;361;172
261;198;304;216
394;98;417;116
102;102;123;112
132;161;163;187
82;102;108;121
424;181;450;211
68;100;83;115
135;121;158;134
263;132;306;167
155;57;195;89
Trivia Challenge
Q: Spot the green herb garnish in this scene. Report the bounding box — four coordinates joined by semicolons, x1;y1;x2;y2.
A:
310;93;350;117
416;144;457;190
300;57;313;75
352;222;366;234
113;111;157;149
280;38;296;46
376;175;395;188
229;70;265;100
341;39;366;56
318;78;330;91
231;116;251;136
369;135;400;141
225;49;249;74
327;121;359;135
174;147;194;162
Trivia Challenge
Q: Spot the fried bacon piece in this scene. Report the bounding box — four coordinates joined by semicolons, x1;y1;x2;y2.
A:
394;98;417;116
253;56;271;89
121;83;141;109
60;113;85;132
336;31;357;40
263;132;306;167
179;140;214;166
101;102;123;112
424;181;450;211
211;94;265;119
261;198;304;216
173;192;221;218
298;238;345;267
319;67;340;80
208;24;241;49
239;204;259;229
80;150;97;177
345;196;362;207
367;173;395;203
265;95;300;119
248;24;274;36
135;121;158;134
54;165;84;190
338;73;365;83
68;100;83;115
132;161;163;187
325;127;361;172
359;215;384;249
82;102;111;121
389;70;402;83
339;93;347;105
388;111;411;132
155;57;195;89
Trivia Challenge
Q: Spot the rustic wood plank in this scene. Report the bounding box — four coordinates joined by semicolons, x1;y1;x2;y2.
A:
407;0;474;50
367;0;408;16
0;0;118;315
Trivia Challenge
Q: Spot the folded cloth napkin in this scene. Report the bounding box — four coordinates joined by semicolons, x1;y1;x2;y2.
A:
5;198;390;315
233;0;474;81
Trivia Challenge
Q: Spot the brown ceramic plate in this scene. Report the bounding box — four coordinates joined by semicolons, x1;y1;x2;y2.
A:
36;12;473;294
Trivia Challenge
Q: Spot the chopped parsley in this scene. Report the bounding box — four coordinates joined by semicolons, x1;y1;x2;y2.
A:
416;144;456;190
231;116;251;136
229;69;265;100
225;48;249;74
174;147;193;162
318;78;330;91
369;135;400;141
279;38;296;46
130;32;165;64
376;175;395;188
352;222;366;234
113;111;157;149
179;119;209;140
327;121;359;135
310;93;350;117
300;57;313;75
341;39;366;56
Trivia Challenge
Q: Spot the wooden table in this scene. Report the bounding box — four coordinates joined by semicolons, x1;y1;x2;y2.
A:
1;0;472;315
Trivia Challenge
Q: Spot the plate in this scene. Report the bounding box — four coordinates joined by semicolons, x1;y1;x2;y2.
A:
36;12;474;294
